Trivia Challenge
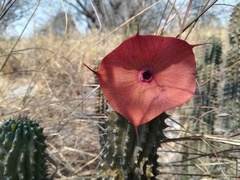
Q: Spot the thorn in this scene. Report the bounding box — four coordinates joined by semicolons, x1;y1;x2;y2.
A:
192;42;211;48
83;63;98;75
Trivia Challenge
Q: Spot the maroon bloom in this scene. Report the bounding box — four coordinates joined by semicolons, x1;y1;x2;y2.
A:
85;32;197;131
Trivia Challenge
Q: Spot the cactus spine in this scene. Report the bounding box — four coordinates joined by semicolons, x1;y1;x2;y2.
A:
0;116;48;180
97;111;168;179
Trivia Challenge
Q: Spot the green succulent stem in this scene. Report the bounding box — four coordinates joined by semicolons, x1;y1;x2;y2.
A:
97;112;168;179
0;116;48;180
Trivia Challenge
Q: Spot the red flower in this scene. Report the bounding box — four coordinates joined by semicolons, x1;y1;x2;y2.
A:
85;32;197;130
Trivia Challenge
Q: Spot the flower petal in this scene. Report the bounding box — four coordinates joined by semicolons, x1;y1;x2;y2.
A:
94;33;196;128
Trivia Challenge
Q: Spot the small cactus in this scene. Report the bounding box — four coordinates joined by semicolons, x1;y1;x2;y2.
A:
97;111;168;179
0;116;48;180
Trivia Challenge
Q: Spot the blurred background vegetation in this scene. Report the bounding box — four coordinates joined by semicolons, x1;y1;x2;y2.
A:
0;0;240;179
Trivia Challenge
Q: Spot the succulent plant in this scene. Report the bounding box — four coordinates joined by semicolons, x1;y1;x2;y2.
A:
93;54;169;179
181;36;222;176
223;3;240;132
87;25;200;179
195;36;222;133
0;116;48;180
183;3;240;177
93;59;108;148
97;111;168;179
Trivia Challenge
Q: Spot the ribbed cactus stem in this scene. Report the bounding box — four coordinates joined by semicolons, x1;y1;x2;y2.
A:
193;36;222;132
97;112;168;179
0;116;48;180
185;36;222;176
223;3;240;132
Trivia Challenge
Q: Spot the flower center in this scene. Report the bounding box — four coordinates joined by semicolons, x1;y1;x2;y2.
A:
143;71;152;80
139;67;154;82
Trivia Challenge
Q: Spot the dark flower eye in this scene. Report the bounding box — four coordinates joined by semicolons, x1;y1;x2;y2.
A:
143;70;152;80
139;67;154;82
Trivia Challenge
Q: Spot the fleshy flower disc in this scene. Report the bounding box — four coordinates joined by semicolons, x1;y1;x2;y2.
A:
85;32;197;129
